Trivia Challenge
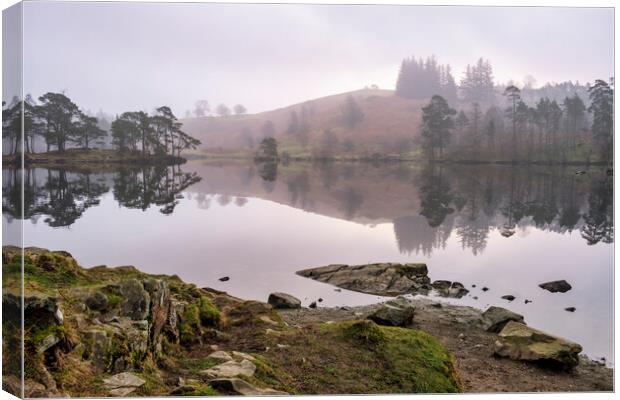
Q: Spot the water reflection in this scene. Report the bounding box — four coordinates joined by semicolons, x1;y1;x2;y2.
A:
2;162;613;253
2;165;201;227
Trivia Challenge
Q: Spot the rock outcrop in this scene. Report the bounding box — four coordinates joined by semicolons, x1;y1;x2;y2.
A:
494;321;582;369
297;263;430;296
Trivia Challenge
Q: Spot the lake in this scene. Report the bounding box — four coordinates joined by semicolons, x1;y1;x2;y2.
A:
2;160;613;364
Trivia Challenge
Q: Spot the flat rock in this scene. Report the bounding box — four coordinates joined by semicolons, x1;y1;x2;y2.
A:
296;263;430;296
539;280;572;293
207;351;233;363
232;351;256;361
209;378;287;396
103;372;145;396
200;359;256;379
494;321;582;369
268;292;301;309
482;306;525;333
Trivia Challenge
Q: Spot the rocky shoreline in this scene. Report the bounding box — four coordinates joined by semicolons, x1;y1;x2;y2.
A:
1;247;612;397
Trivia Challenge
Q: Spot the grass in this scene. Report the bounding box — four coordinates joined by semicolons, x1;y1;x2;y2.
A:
259;320;462;394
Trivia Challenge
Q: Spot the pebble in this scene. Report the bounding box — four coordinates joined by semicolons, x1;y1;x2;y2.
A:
565;307;576;312
309;301;317;309
219;276;230;282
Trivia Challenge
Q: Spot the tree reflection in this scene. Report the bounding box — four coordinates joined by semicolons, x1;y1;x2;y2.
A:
3;165;201;226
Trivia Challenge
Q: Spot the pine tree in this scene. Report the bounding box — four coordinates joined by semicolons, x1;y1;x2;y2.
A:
588;79;614;161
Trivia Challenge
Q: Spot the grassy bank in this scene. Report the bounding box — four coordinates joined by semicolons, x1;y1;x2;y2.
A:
2;148;186;167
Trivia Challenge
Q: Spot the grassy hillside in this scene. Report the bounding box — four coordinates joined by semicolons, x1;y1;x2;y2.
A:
180;89;427;158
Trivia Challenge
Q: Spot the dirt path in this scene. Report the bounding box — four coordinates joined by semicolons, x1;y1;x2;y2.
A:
278;297;613;393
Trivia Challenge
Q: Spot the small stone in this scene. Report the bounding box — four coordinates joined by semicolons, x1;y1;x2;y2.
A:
473;296;478;300
482;287;489;292
525;299;532;304
267;292;301;309
334;288;342;292
37;334;60;353
54;308;64;324
458;333;465;340
219;276;230;282
309;301;317;309
318;298;323;303
502;295;516;301
472;284;476;288
565;307;576;312
276;344;290;349
259;315;279;326
367;303;414;327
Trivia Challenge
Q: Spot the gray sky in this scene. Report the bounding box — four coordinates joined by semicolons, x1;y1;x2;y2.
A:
12;2;615;115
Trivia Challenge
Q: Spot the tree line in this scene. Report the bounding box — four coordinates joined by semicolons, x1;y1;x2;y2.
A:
419;78;614;162
2;92;201;157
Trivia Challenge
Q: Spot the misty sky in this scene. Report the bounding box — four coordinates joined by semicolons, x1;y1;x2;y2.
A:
7;2;615;115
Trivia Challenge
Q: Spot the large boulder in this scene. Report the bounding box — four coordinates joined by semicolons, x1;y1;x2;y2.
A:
494;321;582;369
367;299;415;327
268;292;301;309
539;280;572;293
481;306;525;333
296;263;430;296
209;378;288;395
119;279;150;320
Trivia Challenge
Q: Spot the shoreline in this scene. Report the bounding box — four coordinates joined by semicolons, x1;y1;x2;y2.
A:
1;247;612;397
2;149;187;168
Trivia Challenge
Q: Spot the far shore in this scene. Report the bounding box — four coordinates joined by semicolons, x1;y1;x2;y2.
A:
2;148;187;167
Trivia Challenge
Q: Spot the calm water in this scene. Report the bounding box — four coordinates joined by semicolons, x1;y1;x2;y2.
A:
2;160;613;363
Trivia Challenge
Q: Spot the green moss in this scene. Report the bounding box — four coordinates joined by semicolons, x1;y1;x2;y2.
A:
198;296;220;327
186;384;219;396
106;293;122;309
179;303;200;344
340;320;385;345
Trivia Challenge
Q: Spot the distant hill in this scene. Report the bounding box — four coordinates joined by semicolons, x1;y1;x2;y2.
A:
180;89;428;157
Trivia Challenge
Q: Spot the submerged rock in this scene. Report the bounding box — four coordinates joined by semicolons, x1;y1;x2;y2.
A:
494;321;582;369
209;378;287;395
565;307;576;312
481;306;525;333
434;282;469;299
501;295;516;301
539;280;572;293
297;263;430;296
268;292;301;309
